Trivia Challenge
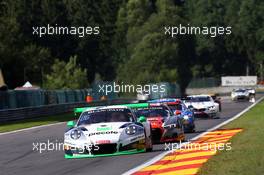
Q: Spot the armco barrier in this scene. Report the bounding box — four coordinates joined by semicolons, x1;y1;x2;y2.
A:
0;102;87;122
0;98;138;122
0;89;91;110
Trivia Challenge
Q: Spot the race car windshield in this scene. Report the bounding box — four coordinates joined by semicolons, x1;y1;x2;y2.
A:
77;108;134;125
168;104;182;110
136;107;170;118
192;97;211;102
183;97;192;102
234;89;246;93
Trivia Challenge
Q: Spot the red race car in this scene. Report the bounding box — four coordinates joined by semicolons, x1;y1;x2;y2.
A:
134;103;185;143
148;98;196;133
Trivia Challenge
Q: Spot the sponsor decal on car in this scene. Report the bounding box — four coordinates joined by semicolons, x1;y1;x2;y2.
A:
97;126;112;131
88;131;118;137
96;140;111;144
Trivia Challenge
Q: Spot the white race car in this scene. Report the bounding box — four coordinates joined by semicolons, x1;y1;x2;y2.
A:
231;88;255;101
64;105;153;158
137;90;150;101
183;95;220;118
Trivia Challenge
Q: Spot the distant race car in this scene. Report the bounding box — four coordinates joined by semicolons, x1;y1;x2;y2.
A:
148;98;195;133
183;95;220;119
64;105;153;158
133;103;185;143
137;90;150;101
231;88;255;101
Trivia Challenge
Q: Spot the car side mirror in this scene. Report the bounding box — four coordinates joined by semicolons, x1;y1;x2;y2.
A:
174;110;181;115
138;116;147;123
67;121;76;128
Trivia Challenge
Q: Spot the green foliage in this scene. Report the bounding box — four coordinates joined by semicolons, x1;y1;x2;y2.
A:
44;56;88;89
115;0;195;94
0;0;263;92
187;0;264;77
0;0;123;88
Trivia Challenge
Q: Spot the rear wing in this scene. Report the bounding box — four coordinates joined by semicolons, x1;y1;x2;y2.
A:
74;107;95;115
148;98;177;103
73;103;149;115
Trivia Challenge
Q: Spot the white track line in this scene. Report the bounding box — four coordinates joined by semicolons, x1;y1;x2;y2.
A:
0;122;66;136
123;96;264;175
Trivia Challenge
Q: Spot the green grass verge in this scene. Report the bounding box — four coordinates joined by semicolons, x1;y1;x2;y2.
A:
0;113;78;133
199;100;264;175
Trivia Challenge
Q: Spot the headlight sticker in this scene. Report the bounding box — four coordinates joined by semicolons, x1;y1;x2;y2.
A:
70;130;82;140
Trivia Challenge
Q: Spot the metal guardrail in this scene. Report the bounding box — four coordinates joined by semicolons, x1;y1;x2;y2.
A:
0;102;87;122
0;99;138;123
0;89;89;110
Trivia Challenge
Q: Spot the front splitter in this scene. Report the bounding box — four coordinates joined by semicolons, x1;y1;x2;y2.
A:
65;149;146;159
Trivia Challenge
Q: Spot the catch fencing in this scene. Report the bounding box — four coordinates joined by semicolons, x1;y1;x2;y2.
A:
0;79;220;110
0;79;219;122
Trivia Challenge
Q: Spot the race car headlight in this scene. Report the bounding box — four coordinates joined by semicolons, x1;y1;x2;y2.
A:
125;125;137;135
183;115;189;120
70;129;82;140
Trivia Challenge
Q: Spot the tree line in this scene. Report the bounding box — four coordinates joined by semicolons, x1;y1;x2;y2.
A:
0;0;263;94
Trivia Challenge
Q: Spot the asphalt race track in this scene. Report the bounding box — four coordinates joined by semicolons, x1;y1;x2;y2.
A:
0;95;262;175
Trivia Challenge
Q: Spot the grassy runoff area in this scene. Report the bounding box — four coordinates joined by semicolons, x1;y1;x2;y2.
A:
0;113;77;133
199;100;264;175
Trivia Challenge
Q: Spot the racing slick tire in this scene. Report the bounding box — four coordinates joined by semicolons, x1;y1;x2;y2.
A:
145;132;153;152
180;125;186;142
